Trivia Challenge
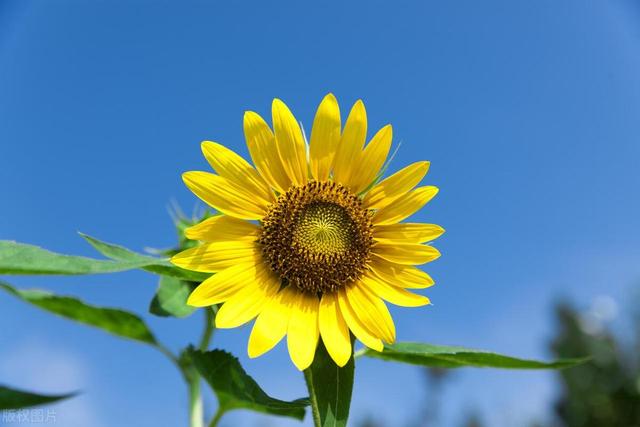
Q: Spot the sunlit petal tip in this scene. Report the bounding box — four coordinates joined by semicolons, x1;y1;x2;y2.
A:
169;252;189;269
214;316;229;329
247;340;273;359
333;354;350;367
243;110;261;125
352;100;367;120
323;92;337;102
411;160;431;179
291;356;313;371
430;246;442;260
347;99;367;122
215;316;242;329
186;291;210;308
272;98;286;111
368;340;384;352
181;171;207;188
200;141;225;159
200;140;215;150
181;171;195;183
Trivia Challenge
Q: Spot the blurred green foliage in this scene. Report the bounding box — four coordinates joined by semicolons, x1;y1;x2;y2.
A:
356;295;640;427
548;301;640;427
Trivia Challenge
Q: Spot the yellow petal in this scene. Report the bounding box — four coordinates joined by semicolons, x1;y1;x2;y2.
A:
319;292;352;367
201;141;274;203
309;94;341;181
337;288;383;351
372;242;441;265
333;100;367;189
185;215;259;242
272;99;308;186
364;161;430;209
350;125;393;194
369;256;435;289
360;273;431;307
171;241;260;273
248;287;297;358
243;111;291;193
182;171;268;220
372;186;439;225
373;223;445;244
215;265;280;328
186;263;260;307
345;284;395;344
287;291;320;370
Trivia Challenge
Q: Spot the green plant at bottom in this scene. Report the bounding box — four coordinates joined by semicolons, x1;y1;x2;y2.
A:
0;223;587;426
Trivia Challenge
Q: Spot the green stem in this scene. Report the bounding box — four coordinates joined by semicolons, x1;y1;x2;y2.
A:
188;369;204;427
156;343;181;369
208;409;224;427
353;347;366;359
303;368;322;427
199;306;217;350
190;306;217;427
188;306;219;427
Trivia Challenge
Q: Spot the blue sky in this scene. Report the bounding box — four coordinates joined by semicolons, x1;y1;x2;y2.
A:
1;1;640;426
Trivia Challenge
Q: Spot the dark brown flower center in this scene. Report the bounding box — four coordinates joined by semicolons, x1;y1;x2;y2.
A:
259;181;373;293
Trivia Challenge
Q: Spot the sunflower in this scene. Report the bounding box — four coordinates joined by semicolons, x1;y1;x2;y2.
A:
171;94;443;370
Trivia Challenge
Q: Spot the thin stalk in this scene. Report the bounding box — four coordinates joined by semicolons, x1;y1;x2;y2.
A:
190;306;217;427
155;341;203;427
188;371;204;427
353;347;366;359
208;409;223;427
199;306;217;350
303;368;322;427
156;343;181;370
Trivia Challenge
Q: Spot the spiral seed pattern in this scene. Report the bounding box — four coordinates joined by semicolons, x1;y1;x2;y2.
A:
259;181;373;294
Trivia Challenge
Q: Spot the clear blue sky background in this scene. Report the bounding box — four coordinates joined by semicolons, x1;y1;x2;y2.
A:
1;1;640;426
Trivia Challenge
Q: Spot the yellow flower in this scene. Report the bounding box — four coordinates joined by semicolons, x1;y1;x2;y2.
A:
171;94;444;370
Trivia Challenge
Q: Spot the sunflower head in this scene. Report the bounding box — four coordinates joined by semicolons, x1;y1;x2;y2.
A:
171;94;444;370
259;180;373;294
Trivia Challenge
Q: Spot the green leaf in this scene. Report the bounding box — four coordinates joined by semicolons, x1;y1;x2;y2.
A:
188;348;308;421
0;240;150;275
79;233;208;282
0;237;207;282
0;281;157;346
149;276;196;318
360;342;589;369
0;385;76;410
304;340;354;427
